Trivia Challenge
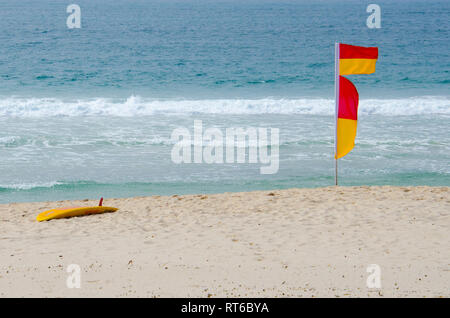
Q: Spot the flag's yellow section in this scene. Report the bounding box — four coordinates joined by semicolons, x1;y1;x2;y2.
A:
339;58;377;75
335;118;357;159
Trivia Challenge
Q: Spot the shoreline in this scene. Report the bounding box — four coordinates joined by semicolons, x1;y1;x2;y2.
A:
1;186;449;297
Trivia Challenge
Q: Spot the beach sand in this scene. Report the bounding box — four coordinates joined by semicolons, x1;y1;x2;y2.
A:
0;186;448;297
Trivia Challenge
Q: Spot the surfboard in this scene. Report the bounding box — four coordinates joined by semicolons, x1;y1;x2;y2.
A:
36;198;118;222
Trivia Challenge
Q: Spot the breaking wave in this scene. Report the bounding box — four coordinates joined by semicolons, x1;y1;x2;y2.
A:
0;95;448;117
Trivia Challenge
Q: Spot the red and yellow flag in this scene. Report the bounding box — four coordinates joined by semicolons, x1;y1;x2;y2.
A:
339;44;378;75
335;43;378;159
335;76;359;159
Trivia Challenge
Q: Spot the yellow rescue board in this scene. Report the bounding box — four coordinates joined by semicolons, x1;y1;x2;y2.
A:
37;206;118;222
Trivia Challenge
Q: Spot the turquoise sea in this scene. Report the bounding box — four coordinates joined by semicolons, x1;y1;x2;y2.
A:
0;0;449;203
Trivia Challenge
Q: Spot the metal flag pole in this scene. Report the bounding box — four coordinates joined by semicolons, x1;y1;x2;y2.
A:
334;42;339;186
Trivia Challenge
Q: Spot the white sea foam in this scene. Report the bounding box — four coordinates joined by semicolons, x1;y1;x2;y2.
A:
0;181;63;190
0;96;448;117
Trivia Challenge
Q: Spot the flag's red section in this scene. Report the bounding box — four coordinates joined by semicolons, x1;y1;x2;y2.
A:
338;76;359;121
339;44;378;59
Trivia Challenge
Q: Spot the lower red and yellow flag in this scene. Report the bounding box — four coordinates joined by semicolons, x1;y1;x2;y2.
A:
335;76;359;159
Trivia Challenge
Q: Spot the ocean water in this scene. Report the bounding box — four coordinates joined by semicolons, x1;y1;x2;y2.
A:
0;0;449;203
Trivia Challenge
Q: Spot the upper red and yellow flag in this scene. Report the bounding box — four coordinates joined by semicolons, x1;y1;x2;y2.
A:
339;43;378;75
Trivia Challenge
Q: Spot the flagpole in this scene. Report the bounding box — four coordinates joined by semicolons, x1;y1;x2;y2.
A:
334;42;339;186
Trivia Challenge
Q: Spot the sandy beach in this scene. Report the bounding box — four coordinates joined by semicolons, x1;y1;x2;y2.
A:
0;186;448;297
